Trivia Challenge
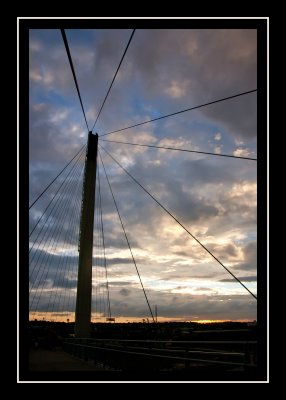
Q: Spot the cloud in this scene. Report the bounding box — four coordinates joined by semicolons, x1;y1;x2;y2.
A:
214;132;221;141
107;287;256;320
109;281;134;286
233;242;257;271
220;276;257;282
122;29;257;140
106;257;134;265
165;80;190;98
207;243;240;260
119;288;131;297
214;146;222;154
233;147;252;157
30;68;54;85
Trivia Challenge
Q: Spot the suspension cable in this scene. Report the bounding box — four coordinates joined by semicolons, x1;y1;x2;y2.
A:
99;139;257;161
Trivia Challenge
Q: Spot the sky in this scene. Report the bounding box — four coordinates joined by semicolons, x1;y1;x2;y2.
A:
29;28;257;323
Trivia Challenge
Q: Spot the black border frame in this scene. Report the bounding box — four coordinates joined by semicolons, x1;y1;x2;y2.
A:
19;17;268;382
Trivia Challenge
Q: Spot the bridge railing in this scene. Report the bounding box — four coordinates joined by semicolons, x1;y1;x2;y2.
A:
62;338;257;371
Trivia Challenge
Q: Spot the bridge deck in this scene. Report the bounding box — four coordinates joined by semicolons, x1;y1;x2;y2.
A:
29;349;107;371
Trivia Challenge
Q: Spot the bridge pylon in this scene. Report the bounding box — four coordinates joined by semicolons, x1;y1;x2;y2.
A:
75;132;98;338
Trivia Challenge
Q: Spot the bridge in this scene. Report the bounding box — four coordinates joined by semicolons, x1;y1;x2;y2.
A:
28;27;259;374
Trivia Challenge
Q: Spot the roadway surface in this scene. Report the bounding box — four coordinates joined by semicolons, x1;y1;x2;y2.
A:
29;349;107;371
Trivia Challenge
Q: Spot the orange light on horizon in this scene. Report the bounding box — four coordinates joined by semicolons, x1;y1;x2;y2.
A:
29;313;253;324
194;319;228;324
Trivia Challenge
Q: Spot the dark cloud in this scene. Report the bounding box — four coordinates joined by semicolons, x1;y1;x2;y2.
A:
107;286;256;320
103;29;257;140
106;257;135;266
220;276;257;282
173;251;189;257
207;243;239;260
119;288;131;297
233;242;257;271
109;281;134;286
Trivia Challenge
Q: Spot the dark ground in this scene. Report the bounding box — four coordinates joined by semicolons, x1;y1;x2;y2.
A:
29;349;108;371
